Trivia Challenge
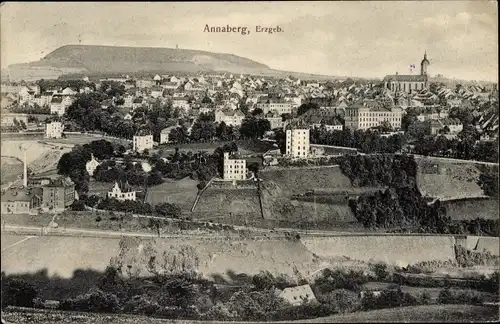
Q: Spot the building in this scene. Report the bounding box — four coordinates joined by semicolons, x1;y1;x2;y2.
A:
108;181;136;201
215;109;245;127
430;118;463;135
133;133;154;153
311;123;343;132
344;100;403;131
278;284;316;306
1;113;28;127
256;98;293;115
45;121;64;139
41;177;76;212
172;96;190;112
383;52;430;93
264;112;284;129
1;187;42;214
286;126;310;158
223;152;247;180
85;154;100;176
160;125;177;144
50;96;67;116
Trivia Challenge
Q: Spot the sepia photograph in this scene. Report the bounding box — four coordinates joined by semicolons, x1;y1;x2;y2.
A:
0;1;498;323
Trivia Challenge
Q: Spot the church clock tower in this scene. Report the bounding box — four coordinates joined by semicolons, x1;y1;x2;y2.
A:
420;51;430;76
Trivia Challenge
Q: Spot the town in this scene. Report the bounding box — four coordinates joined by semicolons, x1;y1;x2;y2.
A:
0;2;498;323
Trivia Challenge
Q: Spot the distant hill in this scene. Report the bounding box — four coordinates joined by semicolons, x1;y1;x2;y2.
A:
3;44;344;82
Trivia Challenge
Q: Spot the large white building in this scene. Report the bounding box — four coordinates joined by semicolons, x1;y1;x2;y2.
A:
344;100;403;131
215;109;245;127
108;181;136;201
45;121;64;139
85;154;101;177
133;134;154;153
286;127;310;158
223;152;247;180
256;99;293;115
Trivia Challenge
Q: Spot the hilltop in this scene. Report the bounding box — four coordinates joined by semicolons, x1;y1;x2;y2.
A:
4;44;341;82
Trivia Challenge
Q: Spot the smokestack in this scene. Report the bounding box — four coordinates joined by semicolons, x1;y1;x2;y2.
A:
23;149;28;187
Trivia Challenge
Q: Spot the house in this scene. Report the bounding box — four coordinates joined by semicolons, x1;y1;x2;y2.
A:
45;121;64;139
136;79;154;88
85;154;101;177
41;177;76;212
151;86;164;98
215;109;245;127
172;96;190;112
50;96;67;116
160;125;178;144
108;181;136;201
278;285;316;306
133;132;154;153
61;87;78;96
223;152;246;181
131;97;145;110
286;125;310;158
430;118;463;135
1;187;43;214
264;112;284;129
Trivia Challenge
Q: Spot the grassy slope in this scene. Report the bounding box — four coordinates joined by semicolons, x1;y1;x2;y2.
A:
259;166;355;224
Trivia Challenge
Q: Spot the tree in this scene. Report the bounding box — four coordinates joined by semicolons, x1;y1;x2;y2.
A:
240;116;270;139
252;108;263;116
297;102;319;116
2;278;40;308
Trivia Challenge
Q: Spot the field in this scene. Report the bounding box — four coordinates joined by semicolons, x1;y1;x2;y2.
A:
304;304;499;323
416;159;485;199
443;198;499;220
2;304;498;323
193;187;262;219
146;177;199;211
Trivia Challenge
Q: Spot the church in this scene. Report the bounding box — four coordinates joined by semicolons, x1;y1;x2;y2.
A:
383;52;430;93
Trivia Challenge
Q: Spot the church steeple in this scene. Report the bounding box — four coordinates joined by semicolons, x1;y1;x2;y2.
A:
420;50;430;76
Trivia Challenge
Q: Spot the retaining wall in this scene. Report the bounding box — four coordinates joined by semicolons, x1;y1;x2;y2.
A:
301;236;457;267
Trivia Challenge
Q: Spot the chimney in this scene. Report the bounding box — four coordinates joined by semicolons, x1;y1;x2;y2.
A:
23;149;28;187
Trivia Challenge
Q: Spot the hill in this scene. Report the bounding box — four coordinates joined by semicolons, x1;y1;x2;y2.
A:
4;44;343;81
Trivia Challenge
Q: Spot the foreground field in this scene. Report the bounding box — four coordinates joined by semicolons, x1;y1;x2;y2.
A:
304;304;499;323
2;304;498;323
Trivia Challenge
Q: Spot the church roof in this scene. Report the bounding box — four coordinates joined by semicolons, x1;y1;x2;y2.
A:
383;75;428;82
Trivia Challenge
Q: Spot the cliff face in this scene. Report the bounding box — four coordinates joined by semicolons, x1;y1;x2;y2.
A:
5;44;270;80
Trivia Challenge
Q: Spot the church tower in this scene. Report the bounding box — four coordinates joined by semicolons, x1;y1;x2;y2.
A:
420;51;430;76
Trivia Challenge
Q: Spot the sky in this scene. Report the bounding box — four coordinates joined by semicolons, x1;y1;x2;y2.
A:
1;1;498;82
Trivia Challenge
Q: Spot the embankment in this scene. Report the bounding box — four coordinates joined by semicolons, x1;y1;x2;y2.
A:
455;235;499;256
442;197;499;220
0;234;322;280
416;159;485;199
301;235;457;267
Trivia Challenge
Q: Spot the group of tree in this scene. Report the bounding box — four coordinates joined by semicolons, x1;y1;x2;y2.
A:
93;158;163;187
57;139;126;195
337;154;499;236
95;197;181;218
310;126;405;154
9;102;51;115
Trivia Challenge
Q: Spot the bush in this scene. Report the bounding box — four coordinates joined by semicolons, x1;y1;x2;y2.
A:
419;291;432;305
317;289;362;313
271;301;335;321
1;278;40;308
123;295;160;316
60;288;121;313
314;268;369;293
371;262;391;281
227;289;289;321
438;288;485;305
362;288;418;310
201;303;238;321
